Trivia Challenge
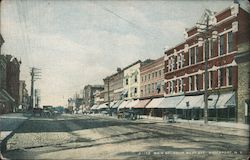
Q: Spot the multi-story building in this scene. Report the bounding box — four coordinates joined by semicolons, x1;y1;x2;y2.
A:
103;68;124;103
164;3;249;122
123;60;142;100
83;84;104;108
93;90;104;105
19;80;29;111
140;56;165;98
123;60;153;100
6;55;21;112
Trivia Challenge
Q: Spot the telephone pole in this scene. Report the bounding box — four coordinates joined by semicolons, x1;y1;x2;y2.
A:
29;67;41;110
196;10;218;125
107;77;110;109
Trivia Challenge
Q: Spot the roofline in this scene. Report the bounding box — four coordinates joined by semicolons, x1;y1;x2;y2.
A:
140;56;164;69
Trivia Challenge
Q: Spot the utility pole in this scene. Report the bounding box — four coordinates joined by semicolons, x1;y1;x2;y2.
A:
107;77;110;109
196;11;218;125
203;16;209;125
29;67;41;110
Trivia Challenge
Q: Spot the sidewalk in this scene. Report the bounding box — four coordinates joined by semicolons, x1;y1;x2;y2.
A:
0;113;31;153
139;115;249;137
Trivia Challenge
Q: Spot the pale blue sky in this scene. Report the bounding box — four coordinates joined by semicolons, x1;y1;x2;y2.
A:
1;0;248;106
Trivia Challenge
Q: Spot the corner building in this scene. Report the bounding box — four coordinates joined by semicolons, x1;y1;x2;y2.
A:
164;3;249;122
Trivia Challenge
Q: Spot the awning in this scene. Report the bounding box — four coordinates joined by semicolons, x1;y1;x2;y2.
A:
0;89;15;103
158;96;184;108
133;99;151;108
98;103;108;109
146;98;164;108
111;100;123;108
176;95;204;109
118;100;130;109
125;100;139;109
207;92;236;109
91;105;98;110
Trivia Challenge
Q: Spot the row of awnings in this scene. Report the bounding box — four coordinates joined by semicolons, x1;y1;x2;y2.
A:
90;92;236;110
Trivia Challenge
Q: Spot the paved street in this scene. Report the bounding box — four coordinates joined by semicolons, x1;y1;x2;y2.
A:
3;114;249;160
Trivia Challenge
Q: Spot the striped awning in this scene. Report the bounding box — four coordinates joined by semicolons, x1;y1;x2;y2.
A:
125;100;139;109
157;96;184;108
118;100;130;109
176;95;204;109
146;98;164;108
133;99;151;108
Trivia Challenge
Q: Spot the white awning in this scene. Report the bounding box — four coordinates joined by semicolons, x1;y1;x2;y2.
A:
98;103;108;109
158;96;184;108
91;105;98;110
207;92;236;109
118;100;130;109
146;98;164;108
125;100;139;109
176;95;204;109
111;100;123;108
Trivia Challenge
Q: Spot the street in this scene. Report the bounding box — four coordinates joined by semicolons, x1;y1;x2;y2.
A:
3;114;249;160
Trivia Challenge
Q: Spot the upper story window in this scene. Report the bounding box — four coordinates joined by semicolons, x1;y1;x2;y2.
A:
168;59;171;72
219;35;225;55
227;31;233;53
227;66;233;86
189;76;193;91
177;52;184;69
141;76;143;82
195;75;199;91
169;57;175;71
209;71;213;88
152;72;154;79
134;75;137;83
218;68;225;87
155;71;158;78
189;47;195;65
209;39;214;59
177;79;183;93
159;70;161;77
148;74;151;80
195;47;199;63
126;78;128;85
169;81;174;94
152;83;154;92
134;87;137;94
155;82;161;93
148;84;151;94
145;75;147;81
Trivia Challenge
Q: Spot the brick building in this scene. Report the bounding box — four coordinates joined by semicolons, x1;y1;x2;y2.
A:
140;56;165;98
164;3;249;122
103;68;124;103
5;55;21;112
83;84;104;108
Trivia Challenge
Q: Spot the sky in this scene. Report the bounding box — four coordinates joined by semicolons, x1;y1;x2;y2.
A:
0;0;248;106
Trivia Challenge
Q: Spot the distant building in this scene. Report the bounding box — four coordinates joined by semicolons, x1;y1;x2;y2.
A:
18;80;29;111
93;90;104;105
83;85;104;108
103;68;124;103
140;56;165;99
123;60;141;100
